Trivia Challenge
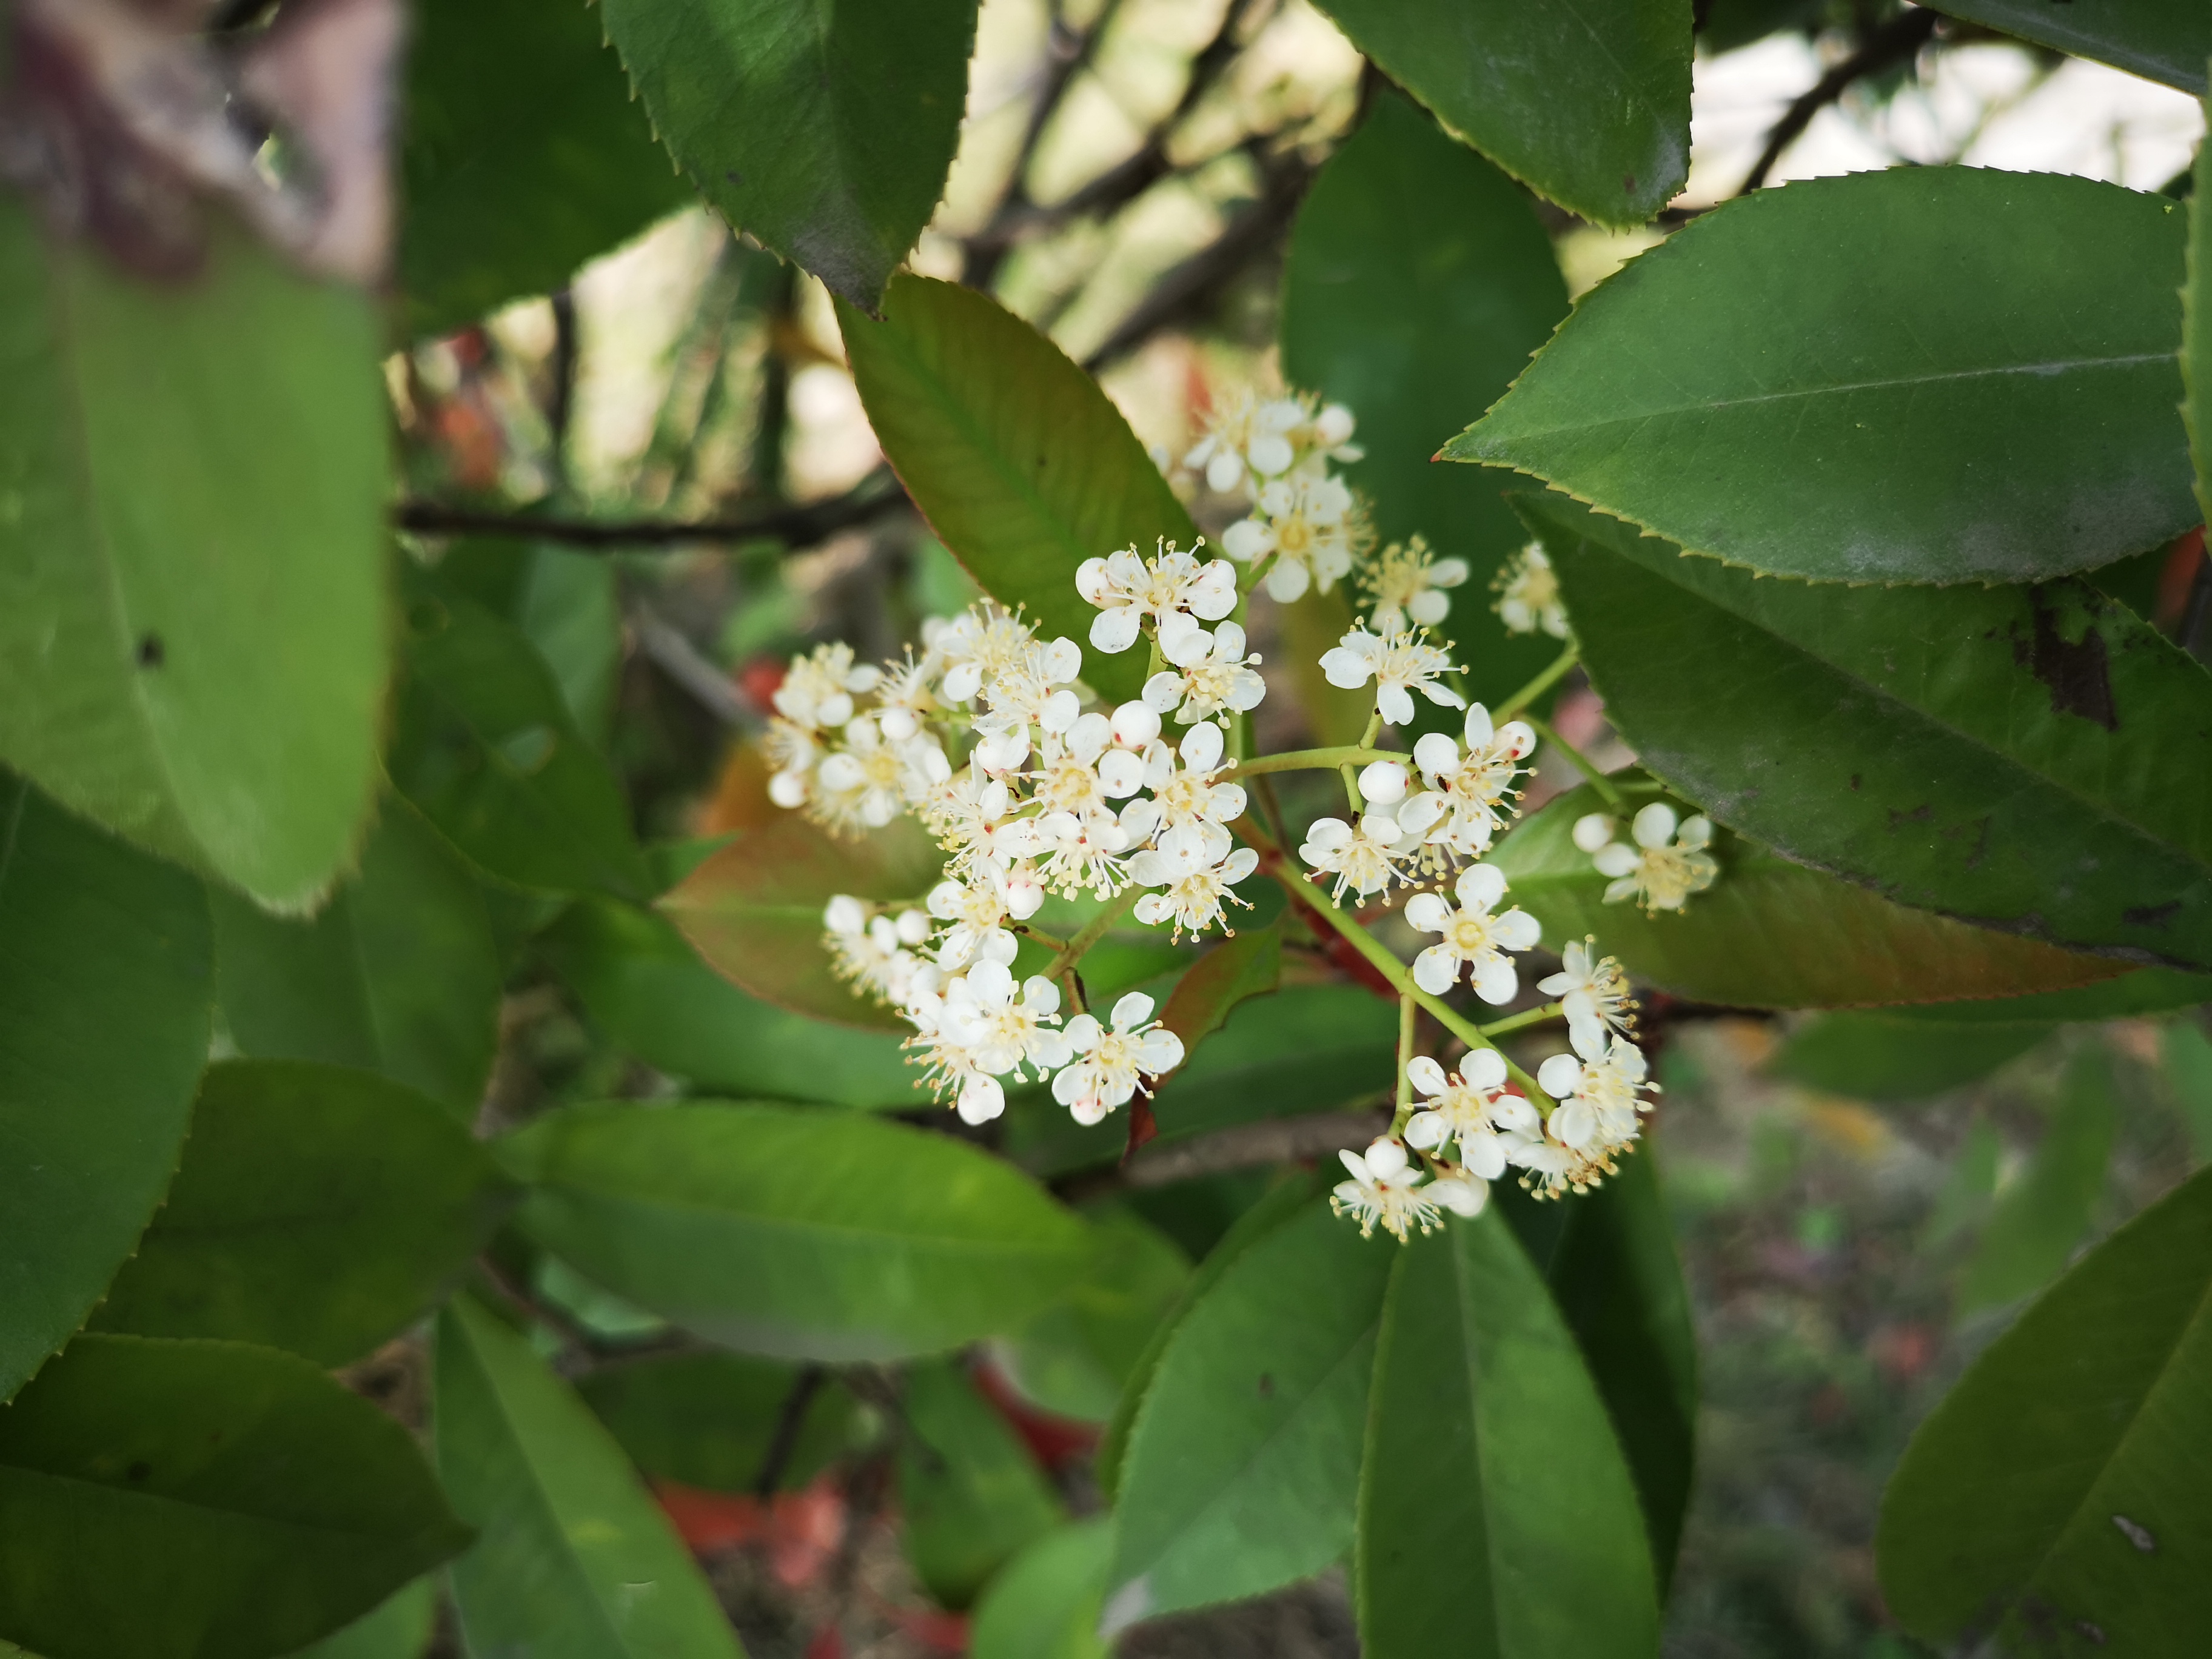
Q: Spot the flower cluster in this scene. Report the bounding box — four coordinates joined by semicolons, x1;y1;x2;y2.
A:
1574;802;1719;913
1177;390;1375;605
1493;541;1568;639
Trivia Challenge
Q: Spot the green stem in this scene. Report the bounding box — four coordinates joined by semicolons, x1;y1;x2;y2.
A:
1043;885;1141;979
1494;643;1578;719
1344;709;1386;813
1230;745;1393;779
1393;993;1416;1132
1013;922;1070;953
1525;714;1624;809
1479;1000;1566;1039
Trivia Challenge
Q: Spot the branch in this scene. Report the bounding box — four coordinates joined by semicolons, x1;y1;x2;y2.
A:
392;469;910;551
1737;7;1940;195
752;1365;828;1498
632;605;758;729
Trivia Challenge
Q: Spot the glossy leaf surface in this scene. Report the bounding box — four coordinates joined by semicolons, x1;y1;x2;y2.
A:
969;1518;1113;1659
0;208;386;907
435;1296;742;1659
1936;1;2208;92
0;779;210;1401
576;1352;864;1495
0;1335;467;1659
603;0;978;307
504;1102;1091;1361
898;1360;1065;1610
1281;90;1570;707
1879;1165;2212;1650
1517;494;2212;968
994;1208;1190;1423
1309;0;1691;227
1107;1201;1392;1624
1456;172;2196;584
93;1061;514;1366
839;276;1198;707
1359;1212;1661;1657
1959;1045;2119;1311
293;1578;435;1659
2190;76;2210;520
1490;782;2127;1008
1156;925;1281;1067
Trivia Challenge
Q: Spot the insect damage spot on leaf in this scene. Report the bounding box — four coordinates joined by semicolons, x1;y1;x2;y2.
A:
2028;588;2119;731
2111;1514;2156;1552
2123;900;2180;928
136;633;164;668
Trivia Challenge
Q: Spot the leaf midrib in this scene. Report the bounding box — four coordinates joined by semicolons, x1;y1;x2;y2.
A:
0;1449;437;1547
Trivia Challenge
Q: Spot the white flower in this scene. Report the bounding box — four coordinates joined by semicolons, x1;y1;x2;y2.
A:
1589;802;1719;913
1318;625;1466;728
903;985;1006;1124
1403;862;1541;1001
1523;1022;1657;1196
927;874;1033;971
1330;1137;1442;1241
811;715;951;833
1403;1050;1515;1180
1493;542;1568;639
822;895;930;1007
1300;813;1412;902
934;603;1036;705
1362;535;1470;633
1124;722;1245;851
1221;473;1371;603
973;634;1085;769
1053;992;1185;1124
871;648;943;741
923;769;1041;880
1396;704;1537;865
942;959;1071;1078
1425;1166;1490;1217
763;717;821;809
1181;390;1359;498
1142;620;1267;726
1033;808;1134;899
1538;937;1637;1048
772;642;880;731
1076;541;1237;654
1131;838;1259;940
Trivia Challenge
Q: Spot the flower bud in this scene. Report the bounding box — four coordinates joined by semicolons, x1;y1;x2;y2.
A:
1571;813;1617;853
1111;700;1162;748
1358;760;1408;806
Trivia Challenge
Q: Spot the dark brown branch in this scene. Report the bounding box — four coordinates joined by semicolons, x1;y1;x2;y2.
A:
1737;7;1941;195
753;1365;828;1498
392;469;910;551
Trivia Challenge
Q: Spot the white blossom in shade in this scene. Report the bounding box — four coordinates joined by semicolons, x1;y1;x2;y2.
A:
1572;813;1617;854
763;717;821;809
1523;1022;1658;1196
871;647;943;740
926;873;1033;972
1403;862;1541;1002
1330;1137;1442;1241
1398;705;1538;864
1300;813;1412;902
1076;540;1238;653
1318;625;1466;728
1358;760;1407;806
1134;722;1246;848
1590;802;1720;913
1362;535;1470;633
811;715;951;833
1220;473;1370;603
942;959;1072;1078
933;602;1037;705
1141;619;1267;727
1131;839;1259;940
772;642;881;731
1181;390;1360;498
1403;1050;1514;1179
1493;542;1569;639
1053;992;1185;1124
1538;937;1637;1047
902;984;1005;1123
822;895;931;1008
974;634;1084;749
1426;1166;1490;1217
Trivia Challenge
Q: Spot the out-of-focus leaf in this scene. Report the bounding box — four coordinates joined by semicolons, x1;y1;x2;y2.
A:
994;1208;1191;1424
1490;782;2127;1009
575;1352;865;1494
0;1335;468;1659
502;1102;1091;1362
1879;1165;2212;1651
1156;925;1281;1063
662;814;942;1031
435;1297;741;1659
1358;1211;1660;1658
1456;173;2196;584
0;207;385;908
1281;90;1570;708
0;777;209;1401
838;276;1198;706
1500;1155;1697;1592
544;895;927;1104
213;798;502;1117
92;1061;514;1366
1516;493;2212;968
1771;1014;2056;1102
603;0;977;307
400;0;695;338
968;1518;1113;1659
1923;1117;2003;1251
2190;72;2211;518
1936;2;2208;93
292;1578;434;1659
1308;0;1690;227
2165;1022;2212;1164
1105;1201;1392;1625
1959;1046;2119;1311
899;1360;1065;1610
389;589;654;902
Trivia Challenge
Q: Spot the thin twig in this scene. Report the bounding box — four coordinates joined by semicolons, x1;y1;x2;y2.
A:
393;470;910;551
753;1365;828;1498
1737;7;1941;195
632;605;757;729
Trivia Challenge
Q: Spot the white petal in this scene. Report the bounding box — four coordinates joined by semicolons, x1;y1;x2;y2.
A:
1159;612;1212;667
1111;991;1157;1030
956;1076;1006;1124
1396;792;1446;835
1179;722;1224;771
1138;1029;1184;1072
1141;671;1185;714
1062;1013;1102;1051
1264;558;1310;603
1075;555;1112;605
1632;802;1678;850
1463;1048;1507;1090
1042;637;1084;683
1407;1055;1449;1096
1404;891;1452;933
1188;563;1239;620
1592;843;1640;878
1023;976;1061;1014
1461;1132;1508;1182
1222;846;1259;882
1473;957;1518;1006
823;894;868;934
1455;862;1507;911
1413;946;1460;996
1494;908;1541;951
1039;689;1082;733
1304;817;1353;851
1376;683;1415;726
1570;1020;1609;1062
1098;749;1145;797
1432;1175;1487;1216
1247;432;1294;477
1537;1054;1583;1096
1412;732;1459;779
1089;605;1143;654
1603;875;1641;905
1318;647;1370;690
1338;1148;1372;1182
1405;1110;1447;1150
1679;814;1714;850
1498;720;1537;759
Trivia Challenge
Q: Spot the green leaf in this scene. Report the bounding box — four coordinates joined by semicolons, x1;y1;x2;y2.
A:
1105;1201;1392;1625
2190;70;2211;521
545;895;928;1103
91;1061;514;1366
2165;1022;2212;1164
1877;1163;2212;1650
602;0;979;307
0;1335;468;1659
292;1579;435;1659
1358;1212;1661;1657
838;276;1200;707
389;588;654;902
1456;171;2196;584
212;798;503;1116
1936;2;2208;93
660;814;942;1031
1307;0;1689;227
898;1360;1065;1610
401;0;696;338
435;1296;742;1659
1770;1013;2055;1101
502;1102;1091;1362
1958;1045;2119;1312
1515;492;2212;968
1489;780;2130;1008
1280;90;1570;706
1500;1155;1697;1592
575;1353;865;1495
993;1208;1191;1424
1156;925;1282;1062
0;777;209;1401
969;1518;1113;1659
0;207;386;908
